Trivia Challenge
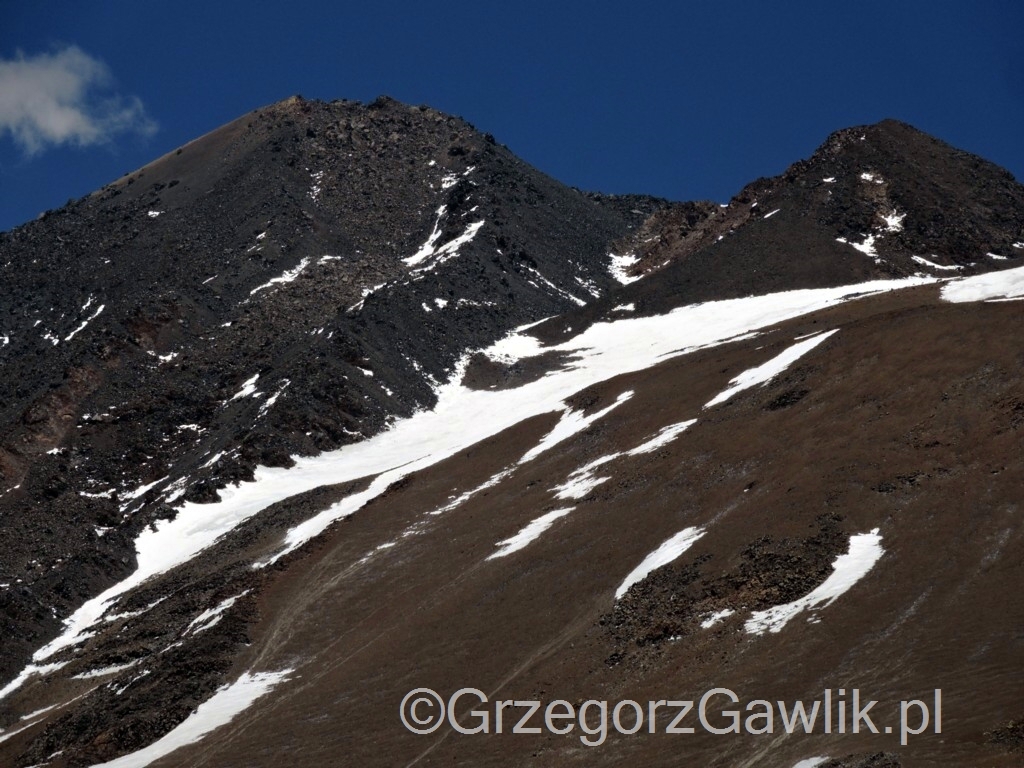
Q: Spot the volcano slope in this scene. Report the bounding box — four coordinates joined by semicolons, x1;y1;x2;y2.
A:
0;94;660;690
1;104;1024;768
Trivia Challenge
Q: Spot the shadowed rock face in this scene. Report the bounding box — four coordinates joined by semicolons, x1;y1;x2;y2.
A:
1;100;1023;767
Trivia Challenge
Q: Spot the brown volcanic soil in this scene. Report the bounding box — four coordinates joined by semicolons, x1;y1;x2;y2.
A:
5;284;1020;766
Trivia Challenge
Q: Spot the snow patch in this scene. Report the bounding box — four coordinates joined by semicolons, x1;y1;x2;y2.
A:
66;304;105;342
119;476;168;511
72;660;140;680
184;592;248;636
230;374;260;401
616;527;706;599
525;265;586;306
520;391;633;464
428;468;514;516
836;235;880;262
608;252;641;284
745;529;883;634
486;508;574;560
627;419;696;454
201;451;224;470
911;255;963;272
700;608;735;629
406;218;485;273
551;454;618;501
80;489;115;500
308;170;324;202
405;206;447;266
705;330;838;408
941;263;1024;303
881;210;905;232
258;381;289;418
249;258;310;296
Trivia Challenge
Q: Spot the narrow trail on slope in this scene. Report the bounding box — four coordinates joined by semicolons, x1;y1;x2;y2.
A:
403;602;603;768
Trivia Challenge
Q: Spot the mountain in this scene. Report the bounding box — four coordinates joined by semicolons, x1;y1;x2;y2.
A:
1;98;1023;768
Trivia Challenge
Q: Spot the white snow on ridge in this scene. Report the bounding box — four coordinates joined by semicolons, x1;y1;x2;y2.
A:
616;527;706;599
705;330;838;408
525;265;587;306
403;202;485;272
249;257;311;296
72;660;140;680
308;169;324;202
14;276;934;678
911;255;963;272
119;476;169;511
881;210;905;232
66;304;105;342
551;454;616;501
745;529;884;635
406;219;485;273
230;374;260;401
700;608;735;629
348;281;388;313
520;390;634;463
608;252;641;284
836;234;880;261
87;669;292;768
941;263;1024;303
184;592;248;636
486;507;574;560
405;206;447;266
627;419;696;455
551;418;695;501
259;381;289;417
428;467;515;516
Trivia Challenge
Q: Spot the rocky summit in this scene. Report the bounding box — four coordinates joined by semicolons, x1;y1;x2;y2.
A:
1;97;1023;768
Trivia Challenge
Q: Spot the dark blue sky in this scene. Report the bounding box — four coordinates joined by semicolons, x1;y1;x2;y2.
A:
2;0;1022;232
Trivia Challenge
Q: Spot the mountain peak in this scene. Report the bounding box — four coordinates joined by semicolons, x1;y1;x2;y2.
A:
2;103;1024;767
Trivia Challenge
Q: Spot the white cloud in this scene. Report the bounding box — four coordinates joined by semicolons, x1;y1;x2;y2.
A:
0;46;157;155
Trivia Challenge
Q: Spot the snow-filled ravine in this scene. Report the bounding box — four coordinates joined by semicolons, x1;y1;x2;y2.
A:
3;275;936;702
